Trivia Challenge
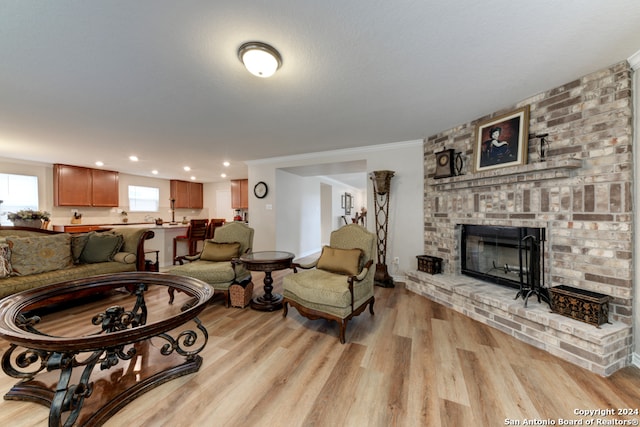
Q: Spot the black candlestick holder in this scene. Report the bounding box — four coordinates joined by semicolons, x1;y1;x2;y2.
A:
169;198;177;225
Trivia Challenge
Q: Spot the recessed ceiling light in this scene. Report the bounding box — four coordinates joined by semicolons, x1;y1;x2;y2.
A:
151;170;158;175
223;161;230;167
95;161;104;167
183;166;191;171
129;155;139;162
190;176;196;181
221;173;227;178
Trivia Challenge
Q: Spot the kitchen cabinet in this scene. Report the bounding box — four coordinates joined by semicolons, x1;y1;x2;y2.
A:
53;164;119;207
170;180;203;209
231;179;248;209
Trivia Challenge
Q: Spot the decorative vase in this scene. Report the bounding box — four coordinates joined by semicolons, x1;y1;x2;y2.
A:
12;219;42;228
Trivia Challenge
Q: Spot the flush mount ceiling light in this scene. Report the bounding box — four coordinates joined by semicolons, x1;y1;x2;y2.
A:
238;41;282;78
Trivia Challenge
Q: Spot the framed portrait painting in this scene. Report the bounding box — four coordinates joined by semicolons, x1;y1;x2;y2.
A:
473;105;530;172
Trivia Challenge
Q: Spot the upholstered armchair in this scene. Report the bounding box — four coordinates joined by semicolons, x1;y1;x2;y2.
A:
282;224;376;343
169;222;254;307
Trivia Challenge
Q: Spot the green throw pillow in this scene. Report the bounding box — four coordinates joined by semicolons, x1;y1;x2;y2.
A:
6;234;72;276
316;246;363;276
71;232;92;264
200;241;241;262
79;233;124;264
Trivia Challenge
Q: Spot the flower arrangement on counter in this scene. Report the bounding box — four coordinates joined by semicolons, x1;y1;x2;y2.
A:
7;209;51;221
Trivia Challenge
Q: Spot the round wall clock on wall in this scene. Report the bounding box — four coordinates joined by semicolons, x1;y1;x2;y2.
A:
254;181;268;198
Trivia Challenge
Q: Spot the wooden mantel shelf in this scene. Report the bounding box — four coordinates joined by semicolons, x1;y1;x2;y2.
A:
427;158;582;191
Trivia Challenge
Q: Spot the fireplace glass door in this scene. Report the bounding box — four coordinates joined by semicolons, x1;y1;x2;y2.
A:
461;225;544;290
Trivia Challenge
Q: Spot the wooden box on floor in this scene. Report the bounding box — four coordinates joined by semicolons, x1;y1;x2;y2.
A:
229;282;253;308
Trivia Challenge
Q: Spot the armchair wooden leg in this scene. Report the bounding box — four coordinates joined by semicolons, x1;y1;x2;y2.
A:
168;287;175;304
283;300;289;317
369;297;375;315
338;320;347;344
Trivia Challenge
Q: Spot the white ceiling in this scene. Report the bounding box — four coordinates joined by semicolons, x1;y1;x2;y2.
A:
1;1;639;183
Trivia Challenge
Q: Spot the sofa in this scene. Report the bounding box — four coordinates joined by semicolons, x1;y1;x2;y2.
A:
0;226;154;298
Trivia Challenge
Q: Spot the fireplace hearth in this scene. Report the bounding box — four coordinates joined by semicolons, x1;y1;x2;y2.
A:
461;224;547;306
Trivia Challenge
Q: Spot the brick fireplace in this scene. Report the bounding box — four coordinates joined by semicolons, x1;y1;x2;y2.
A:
406;61;634;376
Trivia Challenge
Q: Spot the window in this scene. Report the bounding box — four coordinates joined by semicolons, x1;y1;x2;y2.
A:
128;185;159;212
0;173;39;225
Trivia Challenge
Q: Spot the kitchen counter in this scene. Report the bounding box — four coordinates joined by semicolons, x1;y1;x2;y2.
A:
101;224;191;268
53;223;190;231
103;223;190;230
139;225;190;268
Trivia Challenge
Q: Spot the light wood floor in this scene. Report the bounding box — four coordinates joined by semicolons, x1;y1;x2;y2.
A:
0;270;639;427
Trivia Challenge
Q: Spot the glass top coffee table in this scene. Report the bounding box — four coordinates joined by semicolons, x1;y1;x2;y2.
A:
0;272;213;427
239;251;294;311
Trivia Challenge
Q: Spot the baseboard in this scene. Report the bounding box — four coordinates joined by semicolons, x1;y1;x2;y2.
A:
390;273;406;283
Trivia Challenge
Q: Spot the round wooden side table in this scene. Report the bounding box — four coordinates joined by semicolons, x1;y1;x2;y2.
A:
239;251;294;311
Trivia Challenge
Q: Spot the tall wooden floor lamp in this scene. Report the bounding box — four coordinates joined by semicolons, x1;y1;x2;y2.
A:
370;170;395;287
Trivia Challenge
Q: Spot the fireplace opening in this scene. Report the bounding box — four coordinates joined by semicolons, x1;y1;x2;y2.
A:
461;225;545;298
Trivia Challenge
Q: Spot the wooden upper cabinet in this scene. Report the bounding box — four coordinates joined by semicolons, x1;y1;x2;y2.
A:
54;164;119;207
189;182;203;209
170;180;203;209
231;179;248;209
171;180;190;209
53;164;92;206
91;168;119;206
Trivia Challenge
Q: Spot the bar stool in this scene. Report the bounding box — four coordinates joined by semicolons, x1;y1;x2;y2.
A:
172;219;208;264
206;218;226;239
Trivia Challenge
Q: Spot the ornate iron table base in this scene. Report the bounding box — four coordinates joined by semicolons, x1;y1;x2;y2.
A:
0;273;212;427
4;339;202;426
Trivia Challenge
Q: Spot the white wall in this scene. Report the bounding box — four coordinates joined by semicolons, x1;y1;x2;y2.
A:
271;171;368;258
247;140;423;278
320;182;333;246
275;170;322;257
